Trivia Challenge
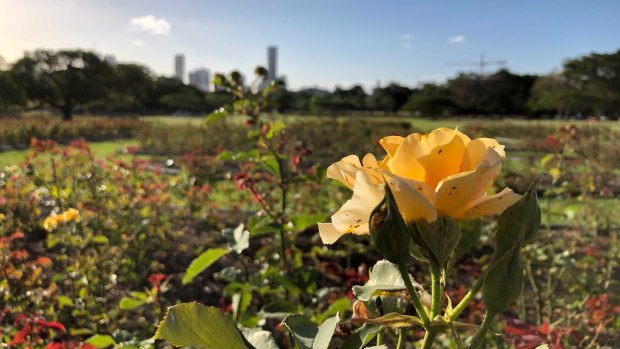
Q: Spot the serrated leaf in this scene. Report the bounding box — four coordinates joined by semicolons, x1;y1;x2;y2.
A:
182;248;230;285
86;334;116;348
154;303;247;349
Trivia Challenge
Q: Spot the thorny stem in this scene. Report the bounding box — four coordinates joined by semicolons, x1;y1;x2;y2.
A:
397;263;430;326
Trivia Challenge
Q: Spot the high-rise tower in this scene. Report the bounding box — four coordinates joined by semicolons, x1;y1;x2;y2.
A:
189;68;210;92
174;54;185;83
267;46;277;84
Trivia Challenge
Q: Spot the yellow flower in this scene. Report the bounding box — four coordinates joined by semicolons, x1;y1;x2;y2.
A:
319;128;521;244
43;208;80;231
43;214;59;231
62;208;81;222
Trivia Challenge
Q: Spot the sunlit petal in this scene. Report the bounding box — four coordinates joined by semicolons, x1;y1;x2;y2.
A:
461;138;505;172
457;188;522;219
331;172;384;234
379;135;405;157
318;223;344;244
326;155;362;189
384;172;437;222
434;148;502;216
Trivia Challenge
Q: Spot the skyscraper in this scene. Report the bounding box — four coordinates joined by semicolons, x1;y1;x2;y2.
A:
267;46;277;84
174;54;185;83
189;69;210;92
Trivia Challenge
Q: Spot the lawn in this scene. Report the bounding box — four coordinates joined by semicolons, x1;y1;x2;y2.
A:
0;138;139;168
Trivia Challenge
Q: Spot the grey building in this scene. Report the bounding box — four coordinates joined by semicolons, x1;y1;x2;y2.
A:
267;46;277;84
189;68;210;92
174;54;185;82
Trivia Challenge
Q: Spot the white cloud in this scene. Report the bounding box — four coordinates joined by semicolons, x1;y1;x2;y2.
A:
449;35;466;44
131;39;145;47
129;15;170;35
400;33;412;41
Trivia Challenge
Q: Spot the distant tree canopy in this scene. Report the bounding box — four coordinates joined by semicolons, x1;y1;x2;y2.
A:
1;48;620;119
10;50;115;120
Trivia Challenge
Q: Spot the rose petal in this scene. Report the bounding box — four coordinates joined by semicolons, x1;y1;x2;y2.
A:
458;188;522;219
326;155;362;189
461;138;505;172
331;172;384;234
384;172;437;222
318;223;344;244
379;136;405;157
434;148;502;216
417;129;469;189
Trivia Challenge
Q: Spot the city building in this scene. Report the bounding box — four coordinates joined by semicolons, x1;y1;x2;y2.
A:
189;68;210;92
174;54;185;82
267;46;277;84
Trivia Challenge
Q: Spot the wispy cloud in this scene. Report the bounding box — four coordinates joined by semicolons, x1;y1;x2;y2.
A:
449;35;466;44
400;33;412;49
129;15;170;35
131;39;145;47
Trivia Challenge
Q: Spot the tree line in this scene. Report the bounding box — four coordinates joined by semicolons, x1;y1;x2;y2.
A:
0;48;619;120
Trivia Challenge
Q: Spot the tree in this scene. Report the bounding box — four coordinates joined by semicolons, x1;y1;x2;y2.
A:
368;83;412;112
107;63;154;112
563;49;620;115
401;84;456;117
10;50;115;120
0;71;26;111
528;73;597;116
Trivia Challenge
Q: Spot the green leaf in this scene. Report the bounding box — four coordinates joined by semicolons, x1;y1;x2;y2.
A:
266;120;286;140
369;183;410;265
455;219;481;258
183;248;230;285
205;107;229;125
283;314;317;349
482;179;541;314
241;327;279;349
341;324;382;349
313;313;340;349
86;334;116;348
57;295;74;308
482;246;523;315
316;297;350;323
495;179;541;256
260;299;298;318
218;150;235;161
119;297;146;310
409;216;461;267
290;214;324;232
154;303;247;349
91;235;109;244
352;260;420;302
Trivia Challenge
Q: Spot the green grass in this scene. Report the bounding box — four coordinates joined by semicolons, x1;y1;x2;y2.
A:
0;139;140;168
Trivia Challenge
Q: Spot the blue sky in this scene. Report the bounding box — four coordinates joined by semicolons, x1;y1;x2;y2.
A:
1;0;619;90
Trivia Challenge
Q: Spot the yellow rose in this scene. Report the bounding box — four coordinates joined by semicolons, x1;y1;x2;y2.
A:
63;208;81;222
43;214;59;231
319;128;521;244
